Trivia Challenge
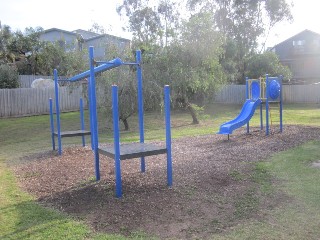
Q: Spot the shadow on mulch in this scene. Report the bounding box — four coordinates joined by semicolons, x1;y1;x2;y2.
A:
13;125;320;239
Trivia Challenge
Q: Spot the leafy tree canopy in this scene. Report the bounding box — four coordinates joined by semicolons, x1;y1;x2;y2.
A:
246;51;292;81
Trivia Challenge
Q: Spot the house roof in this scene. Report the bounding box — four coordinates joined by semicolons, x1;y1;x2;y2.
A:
272;29;320;49
42;28;130;42
72;29;101;40
42;28;78;36
85;33;131;42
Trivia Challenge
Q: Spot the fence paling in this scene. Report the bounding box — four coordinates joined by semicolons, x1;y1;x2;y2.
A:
0;86;85;118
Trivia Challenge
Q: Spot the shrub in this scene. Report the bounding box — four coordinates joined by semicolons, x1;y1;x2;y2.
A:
0;64;19;89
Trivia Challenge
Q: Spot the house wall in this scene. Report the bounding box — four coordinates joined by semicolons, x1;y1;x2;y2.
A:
40;29;131;59
274;30;320;83
85;35;130;59
40;30;78;50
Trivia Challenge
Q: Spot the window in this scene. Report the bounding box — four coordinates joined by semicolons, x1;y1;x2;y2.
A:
293;40;305;46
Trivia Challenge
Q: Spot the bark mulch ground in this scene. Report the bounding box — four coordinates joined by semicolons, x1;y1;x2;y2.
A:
13;125;320;239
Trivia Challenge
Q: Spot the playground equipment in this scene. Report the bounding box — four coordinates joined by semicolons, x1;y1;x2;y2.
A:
51;46;173;198
218;75;283;137
49;74;91;155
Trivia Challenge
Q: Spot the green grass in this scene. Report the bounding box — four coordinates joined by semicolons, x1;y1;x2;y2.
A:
0;159;93;240
1;102;320;239
212;140;320;240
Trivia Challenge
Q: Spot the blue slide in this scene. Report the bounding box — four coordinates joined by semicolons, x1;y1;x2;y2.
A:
218;99;261;135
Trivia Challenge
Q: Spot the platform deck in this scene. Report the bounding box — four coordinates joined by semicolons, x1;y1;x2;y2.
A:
54;130;91;137
98;142;167;160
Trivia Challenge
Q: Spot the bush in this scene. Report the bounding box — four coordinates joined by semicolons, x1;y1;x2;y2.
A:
0;64;19;88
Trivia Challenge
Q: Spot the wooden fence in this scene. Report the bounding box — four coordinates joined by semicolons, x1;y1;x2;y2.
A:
0;86;85;118
215;84;320;104
1;81;320;118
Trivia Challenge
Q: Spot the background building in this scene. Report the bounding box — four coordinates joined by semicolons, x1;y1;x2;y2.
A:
40;28;131;59
269;29;320;84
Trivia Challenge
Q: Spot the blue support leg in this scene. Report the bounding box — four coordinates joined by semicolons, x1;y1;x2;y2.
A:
136;50;145;172
260;102;263;130
266;75;269;135
279;76;283;133
164;86;173;187
89;47;100;181
54;69;62;155
80;98;86;147
49;98;55;150
112;85;122;198
246;77;249;134
88;77;94;150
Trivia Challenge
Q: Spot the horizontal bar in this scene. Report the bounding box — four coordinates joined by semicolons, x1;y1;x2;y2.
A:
68;58;123;82
122;62;139;66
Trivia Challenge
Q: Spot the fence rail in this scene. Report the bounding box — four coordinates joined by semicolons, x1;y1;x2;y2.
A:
0;87;85;118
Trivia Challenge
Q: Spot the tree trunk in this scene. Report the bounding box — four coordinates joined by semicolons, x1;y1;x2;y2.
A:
121;118;130;131
186;103;199;124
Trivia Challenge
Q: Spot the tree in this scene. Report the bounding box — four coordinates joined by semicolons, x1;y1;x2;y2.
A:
245;52;292;81
117;1;227;124
117;0;180;48
95;45;137;131
187;0;293;83
0;64;19;88
35;41;87;76
9;27;45;74
142;13;226;124
0;25;15;64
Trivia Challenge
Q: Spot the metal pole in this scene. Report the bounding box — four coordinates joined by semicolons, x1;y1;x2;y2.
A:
266;74;269;135
88;77;94;150
54;69;62;155
80;98;85;146
136;50;145;172
89;46;100;181
68;58;122;82
49;98;55;150
246;77;249;134
279;76;283;133
260;102;263;130
164;85;173;187
112;85;122;198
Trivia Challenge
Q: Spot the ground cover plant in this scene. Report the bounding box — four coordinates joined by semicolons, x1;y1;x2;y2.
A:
1;103;320;239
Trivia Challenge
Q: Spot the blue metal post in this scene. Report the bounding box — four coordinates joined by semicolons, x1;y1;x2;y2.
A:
49;98;55;150
164;85;173;187
245;77;250;134
266;74;269;135
279;76;283;133
136;50;145;172
80;98;86;147
260;102;263;130
54;69;62;155
245;77;249;99
89;46;100;180
87;77;94;150
88;77;94;150
112;85;122;198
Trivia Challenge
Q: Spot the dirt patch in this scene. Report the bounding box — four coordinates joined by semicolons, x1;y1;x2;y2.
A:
12;125;320;239
312;161;320;168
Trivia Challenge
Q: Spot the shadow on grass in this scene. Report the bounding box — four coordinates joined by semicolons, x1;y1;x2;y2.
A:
0;198;90;239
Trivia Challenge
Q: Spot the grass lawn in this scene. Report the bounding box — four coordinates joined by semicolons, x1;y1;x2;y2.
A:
1;102;320;239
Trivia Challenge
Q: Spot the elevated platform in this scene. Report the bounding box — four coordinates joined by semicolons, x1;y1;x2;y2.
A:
98;142;167;160
54;130;91;138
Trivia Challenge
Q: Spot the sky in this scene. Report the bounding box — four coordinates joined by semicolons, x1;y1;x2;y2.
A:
0;0;318;48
